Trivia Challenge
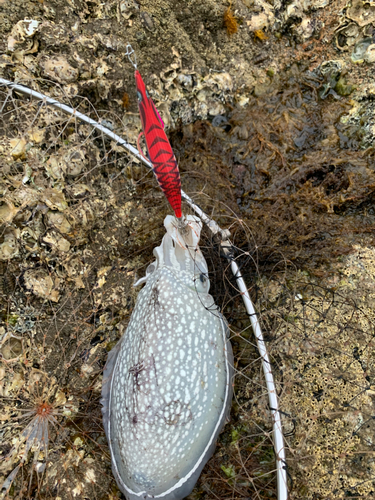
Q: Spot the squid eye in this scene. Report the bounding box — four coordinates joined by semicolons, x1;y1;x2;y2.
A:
137;91;142;101
200;274;207;284
146;89;150;98
146;264;155;274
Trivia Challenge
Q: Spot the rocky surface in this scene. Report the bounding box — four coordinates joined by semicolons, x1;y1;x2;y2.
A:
1;0;375;499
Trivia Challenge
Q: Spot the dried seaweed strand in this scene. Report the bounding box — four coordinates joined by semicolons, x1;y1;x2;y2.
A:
224;1;238;36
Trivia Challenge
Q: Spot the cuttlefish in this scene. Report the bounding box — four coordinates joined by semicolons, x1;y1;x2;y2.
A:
101;215;233;499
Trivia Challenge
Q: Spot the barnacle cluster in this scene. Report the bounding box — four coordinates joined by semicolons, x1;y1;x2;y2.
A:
331;0;375;145
267;245;375;498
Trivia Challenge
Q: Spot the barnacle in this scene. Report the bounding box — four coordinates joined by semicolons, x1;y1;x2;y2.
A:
23;268;60;302
0;230;19;261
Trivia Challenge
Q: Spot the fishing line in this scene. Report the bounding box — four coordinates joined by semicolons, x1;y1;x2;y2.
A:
0;77;288;500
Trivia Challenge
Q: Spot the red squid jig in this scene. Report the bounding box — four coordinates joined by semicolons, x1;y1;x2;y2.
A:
126;45;182;219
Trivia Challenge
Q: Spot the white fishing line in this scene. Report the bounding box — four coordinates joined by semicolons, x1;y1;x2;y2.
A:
0;77;288;500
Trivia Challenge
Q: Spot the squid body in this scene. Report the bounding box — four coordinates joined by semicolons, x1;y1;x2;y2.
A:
101;215;233;499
